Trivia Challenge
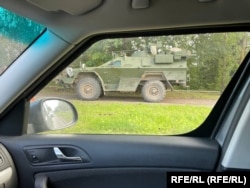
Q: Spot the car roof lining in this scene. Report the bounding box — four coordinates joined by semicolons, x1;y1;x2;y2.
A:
25;0;104;16
1;0;250;45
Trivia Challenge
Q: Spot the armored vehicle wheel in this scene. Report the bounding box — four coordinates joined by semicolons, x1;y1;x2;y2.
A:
76;77;102;100
142;80;166;102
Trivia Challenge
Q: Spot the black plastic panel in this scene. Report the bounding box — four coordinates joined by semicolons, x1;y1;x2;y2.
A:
0;135;220;187
37;168;168;188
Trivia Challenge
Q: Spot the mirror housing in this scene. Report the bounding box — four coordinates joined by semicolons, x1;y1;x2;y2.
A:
81;63;85;70
28;98;78;134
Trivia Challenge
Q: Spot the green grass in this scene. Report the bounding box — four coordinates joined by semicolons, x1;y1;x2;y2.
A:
50;101;212;135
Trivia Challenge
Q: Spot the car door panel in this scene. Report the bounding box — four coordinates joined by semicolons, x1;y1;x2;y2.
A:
0;135;220;188
35;168;167;188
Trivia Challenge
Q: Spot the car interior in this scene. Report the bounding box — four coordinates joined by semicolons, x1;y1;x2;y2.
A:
0;0;250;187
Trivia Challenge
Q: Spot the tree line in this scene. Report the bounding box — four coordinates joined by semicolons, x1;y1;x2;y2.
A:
0;8;249;92
73;33;249;92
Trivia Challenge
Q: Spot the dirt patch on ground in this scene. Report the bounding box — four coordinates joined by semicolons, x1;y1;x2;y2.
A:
96;97;216;107
35;89;217;107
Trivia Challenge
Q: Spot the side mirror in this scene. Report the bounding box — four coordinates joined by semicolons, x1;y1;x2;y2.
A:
81;63;85;70
28;98;78;134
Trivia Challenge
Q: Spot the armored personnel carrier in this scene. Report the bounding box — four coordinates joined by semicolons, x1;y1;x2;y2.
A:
57;47;188;102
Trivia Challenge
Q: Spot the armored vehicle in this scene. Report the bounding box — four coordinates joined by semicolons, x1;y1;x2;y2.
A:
57;48;188;102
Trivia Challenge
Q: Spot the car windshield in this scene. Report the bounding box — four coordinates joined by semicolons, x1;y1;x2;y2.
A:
0;7;45;75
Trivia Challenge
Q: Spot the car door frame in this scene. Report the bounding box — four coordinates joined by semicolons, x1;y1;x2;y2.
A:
0;28;250;188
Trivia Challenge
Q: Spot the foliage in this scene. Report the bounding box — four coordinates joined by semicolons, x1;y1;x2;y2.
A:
0;7;44;71
1;7;249;92
71;39;132;68
0;7;44;44
187;33;247;92
70;32;250;92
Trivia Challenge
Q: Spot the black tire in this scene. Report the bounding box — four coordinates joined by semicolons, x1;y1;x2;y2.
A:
76;77;102;100
142;80;166;102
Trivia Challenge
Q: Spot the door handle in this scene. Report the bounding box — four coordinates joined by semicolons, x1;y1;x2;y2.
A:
53;147;82;162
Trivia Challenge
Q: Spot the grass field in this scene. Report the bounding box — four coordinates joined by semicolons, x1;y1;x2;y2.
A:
38;89;219;135
50;100;213;135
